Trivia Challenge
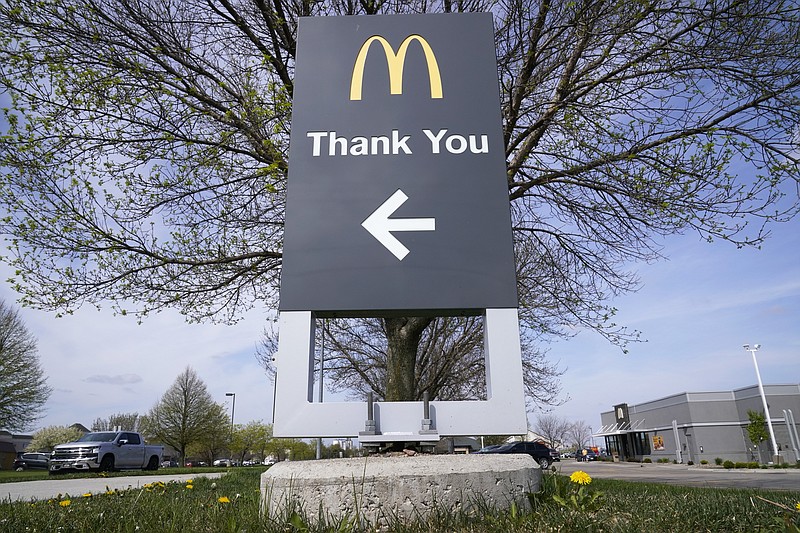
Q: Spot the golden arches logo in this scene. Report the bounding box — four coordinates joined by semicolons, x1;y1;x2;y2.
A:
350;35;443;101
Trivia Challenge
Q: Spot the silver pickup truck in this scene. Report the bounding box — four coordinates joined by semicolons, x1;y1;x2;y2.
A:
49;431;163;474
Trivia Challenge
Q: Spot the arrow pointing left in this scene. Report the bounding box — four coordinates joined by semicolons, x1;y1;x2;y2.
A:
361;189;436;260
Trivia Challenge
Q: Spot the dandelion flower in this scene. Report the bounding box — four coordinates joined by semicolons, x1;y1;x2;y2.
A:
186;484;193;490
796;502;800;511
59;500;71;507
570;470;592;485
218;496;230;503
82;493;92;498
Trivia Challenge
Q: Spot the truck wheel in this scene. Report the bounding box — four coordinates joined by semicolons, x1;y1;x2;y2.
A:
146;456;159;470
99;455;115;472
538;457;551;469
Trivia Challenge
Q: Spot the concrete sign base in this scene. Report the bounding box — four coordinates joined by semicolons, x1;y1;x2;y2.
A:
260;454;541;527
272;308;528;439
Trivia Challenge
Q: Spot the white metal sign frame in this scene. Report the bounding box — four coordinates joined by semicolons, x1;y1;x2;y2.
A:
273;308;528;438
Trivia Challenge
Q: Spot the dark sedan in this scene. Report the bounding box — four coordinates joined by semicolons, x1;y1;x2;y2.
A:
474;441;557;469
14;452;50;471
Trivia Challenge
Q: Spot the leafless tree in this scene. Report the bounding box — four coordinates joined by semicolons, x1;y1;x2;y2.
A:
534;414;572;448
567;420;593;450
1;0;798;405
91;412;142;432
258;314;565;404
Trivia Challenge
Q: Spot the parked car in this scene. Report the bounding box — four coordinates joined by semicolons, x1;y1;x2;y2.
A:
577;448;598;461
14;452;50;471
213;458;234;467
474;441;556;469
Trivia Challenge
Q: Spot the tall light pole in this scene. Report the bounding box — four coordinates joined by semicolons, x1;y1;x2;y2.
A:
225;392;236;436
743;344;779;463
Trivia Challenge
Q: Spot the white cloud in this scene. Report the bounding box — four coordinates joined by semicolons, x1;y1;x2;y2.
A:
84;374;143;385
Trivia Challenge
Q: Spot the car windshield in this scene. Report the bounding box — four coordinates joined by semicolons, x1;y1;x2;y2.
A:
76;432;117;442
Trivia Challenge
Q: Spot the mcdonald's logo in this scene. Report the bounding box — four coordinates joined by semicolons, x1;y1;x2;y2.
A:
350;35;443;101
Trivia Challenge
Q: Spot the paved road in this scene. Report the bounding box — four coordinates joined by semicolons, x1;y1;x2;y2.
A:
1;472;224;502
555;459;800;491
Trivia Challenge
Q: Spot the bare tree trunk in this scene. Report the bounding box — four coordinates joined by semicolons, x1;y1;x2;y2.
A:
383;317;433;401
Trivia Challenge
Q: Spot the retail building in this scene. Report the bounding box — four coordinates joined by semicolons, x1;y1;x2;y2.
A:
596;384;800;464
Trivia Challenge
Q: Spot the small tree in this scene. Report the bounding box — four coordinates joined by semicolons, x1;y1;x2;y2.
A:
746;409;769;463
142;367;222;465
266;438;314;462
187;403;231;465
230;421;272;465
27;425;83;452
0;300;52;431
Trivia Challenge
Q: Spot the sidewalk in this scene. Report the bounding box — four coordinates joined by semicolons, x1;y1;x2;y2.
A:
1;472;224;502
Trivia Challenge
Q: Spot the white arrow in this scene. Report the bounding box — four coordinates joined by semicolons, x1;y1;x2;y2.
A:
361;189;436;260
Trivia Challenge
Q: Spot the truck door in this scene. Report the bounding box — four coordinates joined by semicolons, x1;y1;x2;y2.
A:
117;432;142;467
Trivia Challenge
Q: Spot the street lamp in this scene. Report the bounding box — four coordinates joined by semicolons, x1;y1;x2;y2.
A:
225;392;236;434
743;344;779;463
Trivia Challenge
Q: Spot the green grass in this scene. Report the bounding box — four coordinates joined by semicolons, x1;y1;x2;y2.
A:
0;469;798;532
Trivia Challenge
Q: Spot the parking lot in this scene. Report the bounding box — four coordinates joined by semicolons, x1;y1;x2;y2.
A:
556;458;800;491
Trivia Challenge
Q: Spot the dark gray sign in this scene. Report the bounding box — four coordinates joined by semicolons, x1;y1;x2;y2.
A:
280;13;517;316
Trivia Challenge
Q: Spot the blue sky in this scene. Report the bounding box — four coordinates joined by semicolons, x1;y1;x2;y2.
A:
4;203;797;437
546;212;800;434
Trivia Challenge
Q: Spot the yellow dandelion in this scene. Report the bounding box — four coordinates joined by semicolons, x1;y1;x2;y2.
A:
570;470;592;485
83;493;92;498
59;500;71;507
186;484;193;489
218;496;230;503
186;479;193;484
796;502;800;511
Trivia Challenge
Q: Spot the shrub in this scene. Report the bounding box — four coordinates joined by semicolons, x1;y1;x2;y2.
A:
723;460;735;469
687;461;694;466
714;457;723;466
700;460;708;465
643;458;652;463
